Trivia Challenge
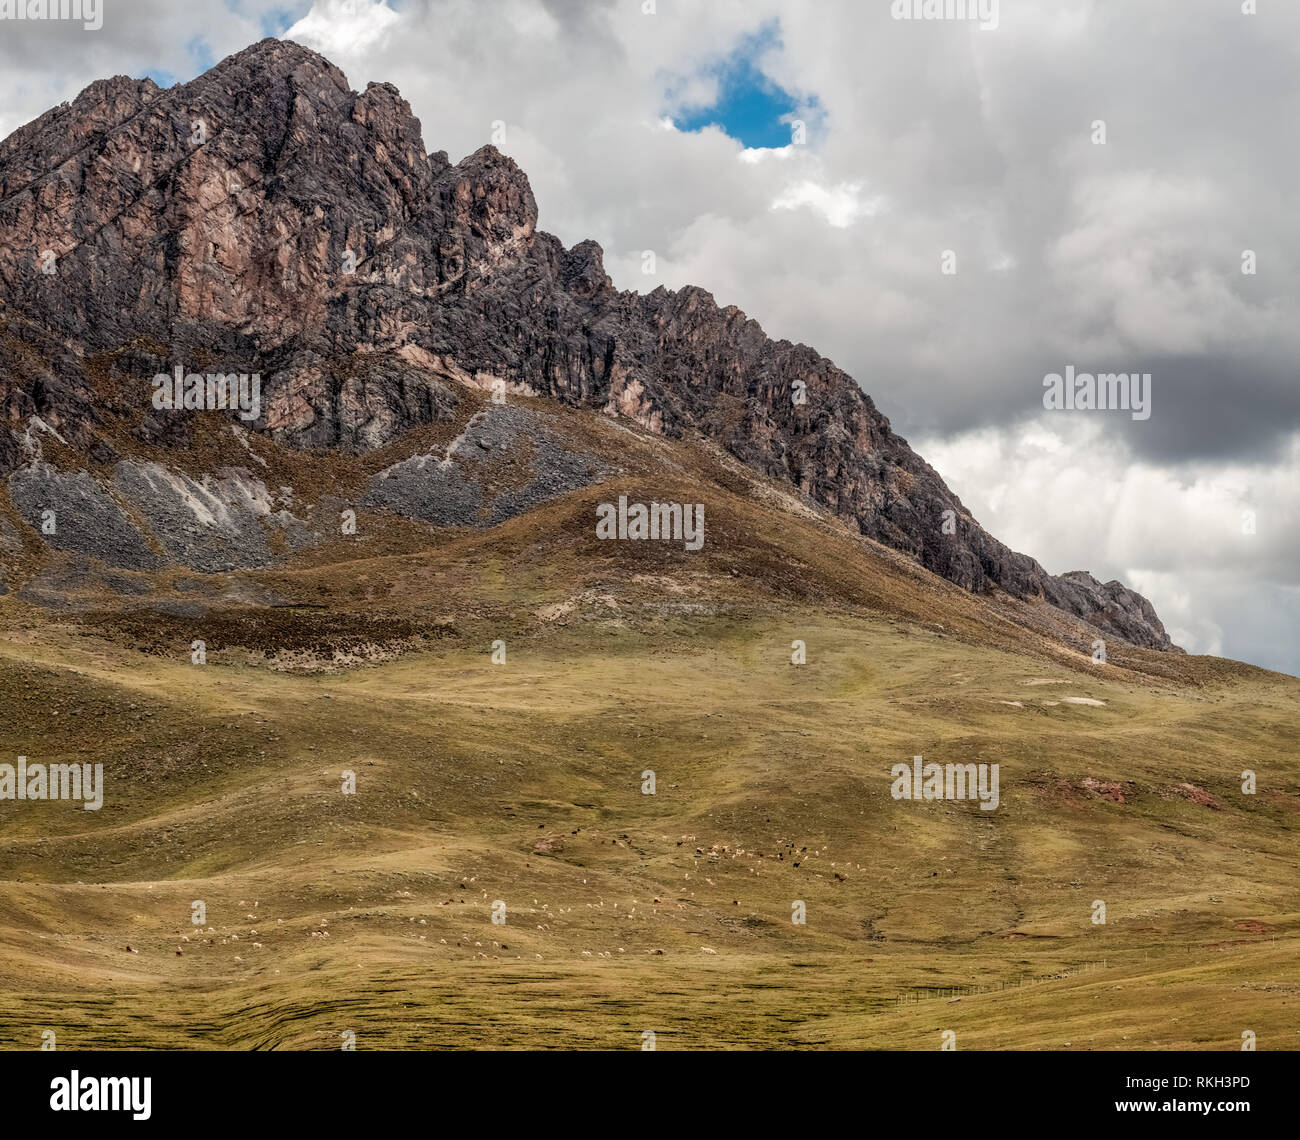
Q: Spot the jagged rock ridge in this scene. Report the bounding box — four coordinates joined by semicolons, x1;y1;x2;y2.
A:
0;38;1173;650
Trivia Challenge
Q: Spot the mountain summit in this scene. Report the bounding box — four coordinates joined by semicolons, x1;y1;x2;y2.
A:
0;39;1172;652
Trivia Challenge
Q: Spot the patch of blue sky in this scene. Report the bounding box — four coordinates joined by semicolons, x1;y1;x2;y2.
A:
259;5;303;38
669;23;819;150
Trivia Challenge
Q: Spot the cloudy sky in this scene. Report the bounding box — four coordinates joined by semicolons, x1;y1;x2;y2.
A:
2;0;1297;674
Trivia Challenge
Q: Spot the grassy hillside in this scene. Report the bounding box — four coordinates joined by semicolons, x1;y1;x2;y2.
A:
1;559;1296;1048
0;399;1296;1050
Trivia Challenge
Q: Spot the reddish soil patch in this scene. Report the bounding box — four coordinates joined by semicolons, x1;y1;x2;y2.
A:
1081;777;1128;803
1165;782;1221;809
1232;920;1276;935
1263;791;1300;813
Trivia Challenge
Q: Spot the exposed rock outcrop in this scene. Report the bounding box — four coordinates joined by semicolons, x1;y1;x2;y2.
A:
0;38;1174;650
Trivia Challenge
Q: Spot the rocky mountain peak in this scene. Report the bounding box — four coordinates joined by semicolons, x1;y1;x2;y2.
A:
443;143;539;246
0;41;1176;653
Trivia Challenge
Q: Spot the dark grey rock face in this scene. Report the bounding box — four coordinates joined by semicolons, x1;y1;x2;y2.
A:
0;38;1174;649
366;450;486;529
111;462;276;572
8;463;160;570
1043;571;1180;653
363;404;606;528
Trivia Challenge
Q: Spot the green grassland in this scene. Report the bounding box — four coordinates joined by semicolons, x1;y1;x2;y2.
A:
0;404;1296;1050
1;598;1296;1050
